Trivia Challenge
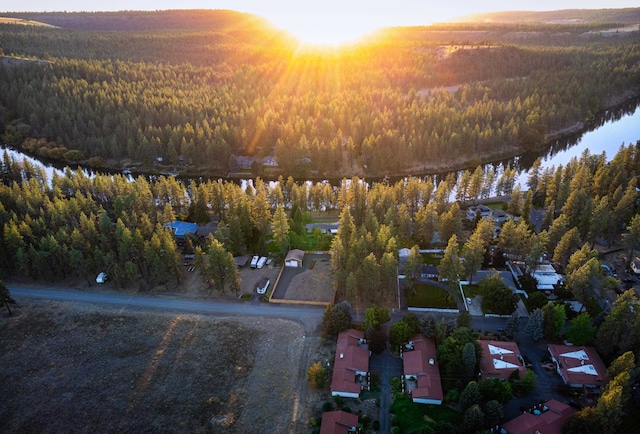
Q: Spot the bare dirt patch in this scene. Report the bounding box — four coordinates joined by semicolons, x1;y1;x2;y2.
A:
0;299;325;433
274;254;335;303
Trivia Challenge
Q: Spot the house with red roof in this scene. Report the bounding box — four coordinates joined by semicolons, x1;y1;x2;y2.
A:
320;410;359;434
479;340;527;380
330;329;370;398
500;399;574;434
547;344;608;389
401;335;443;405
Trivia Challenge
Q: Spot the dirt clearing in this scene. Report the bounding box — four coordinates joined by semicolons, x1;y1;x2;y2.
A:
0;299;326;433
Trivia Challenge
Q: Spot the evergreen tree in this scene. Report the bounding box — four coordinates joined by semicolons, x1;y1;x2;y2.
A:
0;281;16;315
525;308;544;341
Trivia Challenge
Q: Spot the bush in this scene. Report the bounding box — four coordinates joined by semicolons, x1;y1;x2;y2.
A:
323;401;333;412
307;361;327;388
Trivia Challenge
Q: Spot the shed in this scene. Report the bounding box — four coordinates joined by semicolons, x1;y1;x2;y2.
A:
285;249;304;267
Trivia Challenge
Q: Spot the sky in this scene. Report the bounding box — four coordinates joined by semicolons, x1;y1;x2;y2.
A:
3;1;639;44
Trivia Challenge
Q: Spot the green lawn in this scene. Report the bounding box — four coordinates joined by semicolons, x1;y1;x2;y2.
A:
463;284;483;298
407;284;457;309
421;253;442;265
390;394;461;433
289;229;333;251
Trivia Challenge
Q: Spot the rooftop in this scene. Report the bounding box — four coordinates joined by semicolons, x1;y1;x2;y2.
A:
548;344;608;388
479;340;526;380
501;399;574;434
402;335;443;404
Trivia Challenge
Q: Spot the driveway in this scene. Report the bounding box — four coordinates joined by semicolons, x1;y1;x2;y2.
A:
502;318;566;420
369;345;404;434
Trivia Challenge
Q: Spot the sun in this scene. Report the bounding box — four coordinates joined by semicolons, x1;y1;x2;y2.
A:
265;7;385;46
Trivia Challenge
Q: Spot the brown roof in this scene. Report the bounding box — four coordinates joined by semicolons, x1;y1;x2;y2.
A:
501;399;574;434
331;329;369;396
479;340;527;380
285;249;305;263
547;344;608;388
403;335;443;403
320;410;358;434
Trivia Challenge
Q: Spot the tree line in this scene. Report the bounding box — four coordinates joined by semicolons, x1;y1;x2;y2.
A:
1;14;639;177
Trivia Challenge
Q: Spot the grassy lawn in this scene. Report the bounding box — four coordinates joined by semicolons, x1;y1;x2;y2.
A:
484;201;507;210
289;229;332;251
407;284;457;309
390;394;431;433
463;284;483;298
390;394;461;433
421;253;442;265
423;404;461;426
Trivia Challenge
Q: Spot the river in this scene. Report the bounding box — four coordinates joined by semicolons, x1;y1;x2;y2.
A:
3;98;640;191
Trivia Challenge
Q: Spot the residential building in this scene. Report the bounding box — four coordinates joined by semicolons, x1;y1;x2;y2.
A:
164;220;198;243
491;209;511;223
285;249;305;268
479;340;527;380
547;344;608;389
330;329;370;398
466;204;492;221
305;222;340;234
401;335;443;405
262;156;278;167
420;265;439;280
500;399;574;434
320;410;358;434
532;263;564;291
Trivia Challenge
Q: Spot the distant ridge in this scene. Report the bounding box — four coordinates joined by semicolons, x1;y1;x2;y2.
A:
0;9;279;32
455;8;640;24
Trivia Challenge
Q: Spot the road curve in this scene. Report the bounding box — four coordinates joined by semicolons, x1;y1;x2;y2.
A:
8;285;326;334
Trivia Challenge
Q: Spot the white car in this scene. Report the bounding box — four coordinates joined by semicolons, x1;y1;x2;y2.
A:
250;255;259;268
96;272;108;284
256;278;270;294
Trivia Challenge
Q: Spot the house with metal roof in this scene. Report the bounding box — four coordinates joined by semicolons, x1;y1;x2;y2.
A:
164;220;198;242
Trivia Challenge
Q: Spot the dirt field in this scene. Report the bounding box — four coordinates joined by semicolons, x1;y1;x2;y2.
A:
0;299;332;433
273;254;335;303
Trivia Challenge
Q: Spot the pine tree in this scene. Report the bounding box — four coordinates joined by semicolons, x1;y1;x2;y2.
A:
525;308;544;341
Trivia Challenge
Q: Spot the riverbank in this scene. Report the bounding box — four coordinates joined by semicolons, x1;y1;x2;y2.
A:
5;92;640;183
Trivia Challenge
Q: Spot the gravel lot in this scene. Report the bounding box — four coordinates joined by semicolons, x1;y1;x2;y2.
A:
0;299;327;433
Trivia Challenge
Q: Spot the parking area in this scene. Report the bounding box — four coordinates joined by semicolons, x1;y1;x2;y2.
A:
271;253;334;303
239;265;280;298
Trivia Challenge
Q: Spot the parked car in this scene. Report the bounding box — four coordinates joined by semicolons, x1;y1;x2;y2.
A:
257;256;267;269
256;277;270;294
96;272;108;284
250;255;259;269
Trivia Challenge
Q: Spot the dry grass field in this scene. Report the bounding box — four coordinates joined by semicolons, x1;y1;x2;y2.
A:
0;299;330;433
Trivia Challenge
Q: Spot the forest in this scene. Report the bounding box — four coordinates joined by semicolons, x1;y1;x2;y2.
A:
3;137;640;432
0;10;639;177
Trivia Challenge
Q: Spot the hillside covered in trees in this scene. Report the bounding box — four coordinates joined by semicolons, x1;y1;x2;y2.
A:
0;9;639;177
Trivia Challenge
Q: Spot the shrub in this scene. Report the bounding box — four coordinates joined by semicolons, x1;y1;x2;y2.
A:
307;361;326;388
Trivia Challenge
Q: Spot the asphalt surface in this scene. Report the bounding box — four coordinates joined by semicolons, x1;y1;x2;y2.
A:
8;285;326;335
8;285;569;431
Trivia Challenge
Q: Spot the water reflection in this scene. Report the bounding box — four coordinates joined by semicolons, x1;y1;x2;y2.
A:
2;97;639;189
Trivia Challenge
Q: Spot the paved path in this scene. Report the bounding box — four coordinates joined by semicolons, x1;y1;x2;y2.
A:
369;346;404;434
8;285;325;334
